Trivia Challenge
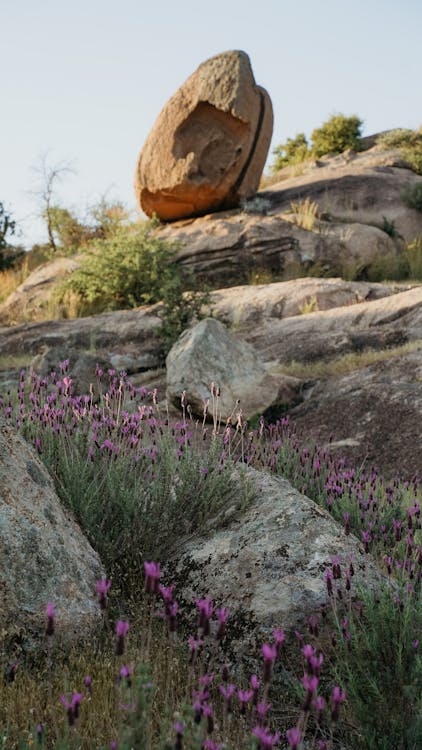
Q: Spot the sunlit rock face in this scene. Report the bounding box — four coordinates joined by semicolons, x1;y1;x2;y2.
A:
134;50;273;221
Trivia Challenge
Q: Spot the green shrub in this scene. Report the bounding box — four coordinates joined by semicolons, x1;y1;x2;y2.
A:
401;144;422;175
57;224;179;314
401;183;422;211
271;132;309;172
377;128;417;149
311;113;363;158
377;128;422;175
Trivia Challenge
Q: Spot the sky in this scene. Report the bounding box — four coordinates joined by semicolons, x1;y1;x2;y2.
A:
2;0;422;247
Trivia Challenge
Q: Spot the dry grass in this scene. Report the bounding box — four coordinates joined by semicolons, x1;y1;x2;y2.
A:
287;197;319;232
270;340;422;380
0;607;193;750
0;354;33;372
0;262;30;303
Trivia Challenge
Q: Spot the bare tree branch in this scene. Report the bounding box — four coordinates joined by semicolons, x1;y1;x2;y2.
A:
30;152;76;252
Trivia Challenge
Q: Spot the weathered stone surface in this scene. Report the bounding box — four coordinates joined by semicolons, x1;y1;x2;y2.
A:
135;50;273;220
166;317;301;419
0;306;162;359
208;277;396;330
0;257;81;326
263;150;422;243
242;285;422;364
157;206;405;289
152;145;422;286
169;467;383;657
290;346;422;479
0;419;104;646
30;347;111;396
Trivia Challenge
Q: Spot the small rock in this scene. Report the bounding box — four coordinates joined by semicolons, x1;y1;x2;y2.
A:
166;317;301;420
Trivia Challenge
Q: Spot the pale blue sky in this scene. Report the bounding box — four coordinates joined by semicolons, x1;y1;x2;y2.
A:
2;0;421;247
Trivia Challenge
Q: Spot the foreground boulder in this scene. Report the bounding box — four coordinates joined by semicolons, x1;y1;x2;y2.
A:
135;50;273;220
170;468;382;660
166;317;301;419
0;419;104;648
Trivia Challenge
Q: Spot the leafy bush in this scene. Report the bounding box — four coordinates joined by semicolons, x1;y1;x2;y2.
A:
401;182;422;211
271;132;309;172
0;202;20;271
311;113;363;158
57;224;179;314
377;128;417;149
377;128;422;175
270;114;363;173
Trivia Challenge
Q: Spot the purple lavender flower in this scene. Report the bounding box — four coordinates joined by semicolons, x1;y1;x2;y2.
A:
144;561;161;594
174;719;185;750
256;699;272;724
331;685;346;721
313;694;325;721
195;595;214;635
115;619;129;656
158;584;175;603
202;703;214;734
252;725;281;748
300;672;318;712
199;673;215;687
202;740;223;750
273;627;285;654
219;682;235;713
60;692;83;726
96;578;112;609
119;665;133;686
237;688;254;714
188;635;203;664
261;643;277;683
285;727;302;749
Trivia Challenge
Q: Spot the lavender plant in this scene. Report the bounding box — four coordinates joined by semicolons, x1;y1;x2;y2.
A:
2;363;253;587
1;369;421;749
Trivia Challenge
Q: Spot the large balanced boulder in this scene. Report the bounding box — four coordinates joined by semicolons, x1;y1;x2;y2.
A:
166;317;301;419
0;418;104;648
135;50;273;220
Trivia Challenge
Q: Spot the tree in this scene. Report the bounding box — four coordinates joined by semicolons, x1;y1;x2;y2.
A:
271;133;309;172
0;202;17;270
32;153;76;253
311;113;363;158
